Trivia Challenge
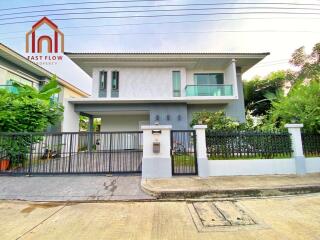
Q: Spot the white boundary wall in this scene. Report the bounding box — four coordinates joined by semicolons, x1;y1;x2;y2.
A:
208;158;320;176
141;124;320;179
141;125;172;179
305;157;320;173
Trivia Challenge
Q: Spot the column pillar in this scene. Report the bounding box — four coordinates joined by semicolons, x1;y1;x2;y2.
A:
141;125;172;179
193;125;209;177
88;116;94;132
62;100;80;132
285;124;306;175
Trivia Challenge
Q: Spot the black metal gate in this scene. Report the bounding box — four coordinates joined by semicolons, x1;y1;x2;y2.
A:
0;131;142;175
171;130;198;175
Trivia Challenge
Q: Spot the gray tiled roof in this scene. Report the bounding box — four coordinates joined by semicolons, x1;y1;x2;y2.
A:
65;52;269;56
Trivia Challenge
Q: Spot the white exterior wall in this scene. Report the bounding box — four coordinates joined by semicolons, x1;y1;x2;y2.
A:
92;67;186;99
101;115;149;131
91;64;237;99
224;60;238;98
91;70;100;98
62;101;80;132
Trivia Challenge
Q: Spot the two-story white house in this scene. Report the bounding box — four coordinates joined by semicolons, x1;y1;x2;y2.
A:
63;52;269;131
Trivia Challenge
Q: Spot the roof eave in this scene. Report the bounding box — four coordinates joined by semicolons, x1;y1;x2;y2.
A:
0;44;89;97
65;52;270;59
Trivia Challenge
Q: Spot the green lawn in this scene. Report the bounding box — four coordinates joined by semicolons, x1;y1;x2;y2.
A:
172;154;196;166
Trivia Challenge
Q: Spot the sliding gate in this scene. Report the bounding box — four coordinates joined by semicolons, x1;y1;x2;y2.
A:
170;130;198;175
0;131;142;175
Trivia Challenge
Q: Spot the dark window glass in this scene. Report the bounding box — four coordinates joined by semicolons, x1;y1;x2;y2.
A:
111;71;119;98
99;71;107;97
172;71;181;97
194;73;224;85
112;71;119;90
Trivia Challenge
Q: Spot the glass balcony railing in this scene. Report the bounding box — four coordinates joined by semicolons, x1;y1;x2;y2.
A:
0;85;18;93
185;84;233;97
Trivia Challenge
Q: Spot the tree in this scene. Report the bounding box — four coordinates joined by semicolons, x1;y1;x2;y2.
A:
190;111;241;130
79;116;101;132
0;77;64;167
0;76;63;132
266;80;320;133
290;42;320;81
243;70;286;116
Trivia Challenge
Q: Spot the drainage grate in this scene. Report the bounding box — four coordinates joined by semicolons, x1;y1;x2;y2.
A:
188;201;260;232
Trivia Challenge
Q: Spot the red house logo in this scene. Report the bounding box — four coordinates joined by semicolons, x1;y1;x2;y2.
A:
26;17;64;54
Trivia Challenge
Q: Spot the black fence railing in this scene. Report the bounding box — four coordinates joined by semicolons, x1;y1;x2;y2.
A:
302;132;320;157
0;131;143;175
171;130;198;175
206;130;292;160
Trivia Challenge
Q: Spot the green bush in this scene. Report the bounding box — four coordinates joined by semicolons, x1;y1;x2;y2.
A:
0;77;63;166
190;111;241;130
267;80;320;133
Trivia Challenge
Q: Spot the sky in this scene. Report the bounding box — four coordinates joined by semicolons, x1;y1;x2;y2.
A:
0;0;319;94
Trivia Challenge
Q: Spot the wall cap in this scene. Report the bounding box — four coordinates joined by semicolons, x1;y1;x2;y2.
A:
285;124;304;128
193;125;208;129
141;125;172;130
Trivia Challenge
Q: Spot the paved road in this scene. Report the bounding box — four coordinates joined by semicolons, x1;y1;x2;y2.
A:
1;194;320;240
0;175;153;201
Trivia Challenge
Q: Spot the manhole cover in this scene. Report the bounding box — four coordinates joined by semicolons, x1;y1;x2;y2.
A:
188;201;261;232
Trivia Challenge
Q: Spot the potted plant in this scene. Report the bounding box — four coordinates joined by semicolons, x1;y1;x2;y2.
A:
0;156;10;171
0;136;29;171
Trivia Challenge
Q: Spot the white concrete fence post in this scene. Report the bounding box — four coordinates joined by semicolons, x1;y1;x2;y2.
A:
285;124;306;175
141;125;172;179
193;125;209;178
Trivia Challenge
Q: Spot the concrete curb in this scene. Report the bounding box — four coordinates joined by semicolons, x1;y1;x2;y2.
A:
141;180;320;199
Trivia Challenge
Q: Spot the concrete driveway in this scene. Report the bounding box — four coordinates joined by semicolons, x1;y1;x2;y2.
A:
0;175;154;201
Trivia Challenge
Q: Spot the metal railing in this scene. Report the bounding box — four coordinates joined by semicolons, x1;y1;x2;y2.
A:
0;84;18;93
171;130;198;175
185;84;233;97
206;130;292;160
0;131;143;175
302;132;320;157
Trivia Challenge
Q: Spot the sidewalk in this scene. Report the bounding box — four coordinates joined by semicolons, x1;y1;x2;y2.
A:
141;173;320;199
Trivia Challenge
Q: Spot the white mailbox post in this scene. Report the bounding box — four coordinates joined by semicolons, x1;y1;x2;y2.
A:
141;125;172;179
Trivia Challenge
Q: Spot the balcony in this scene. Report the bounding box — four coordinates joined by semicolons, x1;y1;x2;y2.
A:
0;85;18;93
185;84;233;97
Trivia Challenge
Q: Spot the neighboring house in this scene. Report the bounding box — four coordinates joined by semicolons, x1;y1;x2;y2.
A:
0;43;89;131
64;52;269;131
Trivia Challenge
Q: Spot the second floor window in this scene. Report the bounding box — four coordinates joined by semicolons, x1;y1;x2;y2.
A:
99;71;107;97
172;71;181;97
111;71;119;97
194;73;224;85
